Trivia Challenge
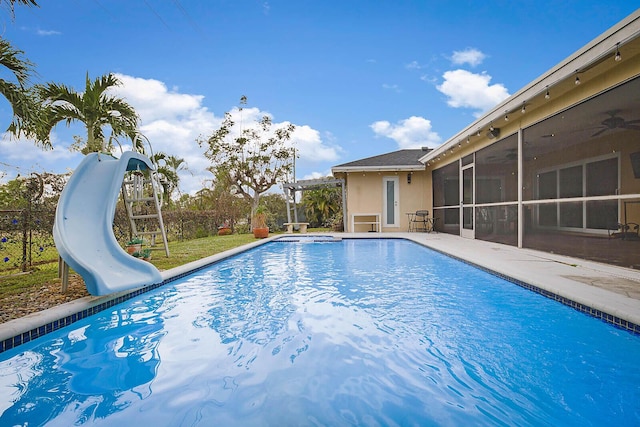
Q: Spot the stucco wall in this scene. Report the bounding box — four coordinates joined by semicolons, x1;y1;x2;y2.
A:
342;170;431;232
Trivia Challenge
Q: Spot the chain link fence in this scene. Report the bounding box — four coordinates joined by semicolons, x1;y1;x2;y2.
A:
0;209;57;273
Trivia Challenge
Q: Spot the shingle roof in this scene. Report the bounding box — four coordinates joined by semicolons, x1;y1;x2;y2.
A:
332;148;431;171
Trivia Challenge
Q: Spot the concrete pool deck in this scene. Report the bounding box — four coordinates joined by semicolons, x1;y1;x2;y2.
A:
2;232;639;352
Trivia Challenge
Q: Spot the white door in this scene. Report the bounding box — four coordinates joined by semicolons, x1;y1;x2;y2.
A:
383;176;400;228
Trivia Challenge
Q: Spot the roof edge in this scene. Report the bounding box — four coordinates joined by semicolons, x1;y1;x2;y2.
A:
332;165;425;173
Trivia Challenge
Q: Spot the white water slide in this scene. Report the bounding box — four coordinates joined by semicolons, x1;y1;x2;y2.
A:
54;152;163;296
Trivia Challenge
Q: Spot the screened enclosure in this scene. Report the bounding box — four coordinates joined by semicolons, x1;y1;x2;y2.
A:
432;75;640;268
521;75;640;267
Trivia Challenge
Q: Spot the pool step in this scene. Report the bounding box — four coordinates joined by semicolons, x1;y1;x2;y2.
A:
276;236;342;243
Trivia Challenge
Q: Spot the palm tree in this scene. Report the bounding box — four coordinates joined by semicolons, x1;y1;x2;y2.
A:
0;38;50;146
150;153;189;205
0;1;54;146
38;73;139;153
302;186;341;227
164;155;189;199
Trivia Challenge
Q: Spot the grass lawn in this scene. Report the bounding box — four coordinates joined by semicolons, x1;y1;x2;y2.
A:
148;233;258;271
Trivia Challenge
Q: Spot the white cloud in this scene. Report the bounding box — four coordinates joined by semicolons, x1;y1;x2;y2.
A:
111;74;220;196
113;74;206;123
420;74;437;84
436;69;509;116
0;133;80;176
302;170;332;180
370;116;441;149
291;125;341;162
37;29;61;36
451;48;487;67
111;74;339;195
382;83;401;93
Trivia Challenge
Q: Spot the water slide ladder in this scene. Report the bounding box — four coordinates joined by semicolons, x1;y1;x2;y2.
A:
121;167;170;257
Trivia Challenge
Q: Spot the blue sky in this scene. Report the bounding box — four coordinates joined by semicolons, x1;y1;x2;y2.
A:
0;1;637;195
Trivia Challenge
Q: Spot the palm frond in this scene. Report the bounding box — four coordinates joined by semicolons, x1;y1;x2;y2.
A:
37;73;140;152
0;38;33;86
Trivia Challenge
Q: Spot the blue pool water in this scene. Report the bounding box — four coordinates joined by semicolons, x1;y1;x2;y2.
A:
1;239;639;426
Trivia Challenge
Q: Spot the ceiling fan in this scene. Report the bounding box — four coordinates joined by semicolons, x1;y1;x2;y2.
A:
591;110;640;137
485;148;517;163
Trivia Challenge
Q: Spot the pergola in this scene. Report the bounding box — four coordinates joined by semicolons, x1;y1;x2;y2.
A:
282;177;346;230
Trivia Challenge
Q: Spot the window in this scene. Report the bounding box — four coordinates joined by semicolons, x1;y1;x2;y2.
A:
537;171;557;200
531;154;619;231
559;166;582;198
586;157;617;196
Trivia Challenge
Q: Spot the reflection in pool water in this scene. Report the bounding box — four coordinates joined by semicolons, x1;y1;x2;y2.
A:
1;239;639;425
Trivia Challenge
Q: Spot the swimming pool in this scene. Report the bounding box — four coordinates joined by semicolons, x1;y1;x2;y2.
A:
1;238;639;425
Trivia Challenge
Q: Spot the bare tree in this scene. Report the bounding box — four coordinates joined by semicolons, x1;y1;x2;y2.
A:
199;96;295;214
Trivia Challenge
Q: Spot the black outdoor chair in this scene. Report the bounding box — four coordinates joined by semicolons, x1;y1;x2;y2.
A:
608;222;639;240
410;210;435;232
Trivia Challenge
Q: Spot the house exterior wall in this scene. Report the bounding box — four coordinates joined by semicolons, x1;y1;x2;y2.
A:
341;170;429;232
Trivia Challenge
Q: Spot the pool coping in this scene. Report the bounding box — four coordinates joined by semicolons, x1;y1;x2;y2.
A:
2;233;639;353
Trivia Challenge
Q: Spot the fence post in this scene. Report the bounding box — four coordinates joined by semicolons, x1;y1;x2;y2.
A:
28;200;33;268
21;209;28;272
